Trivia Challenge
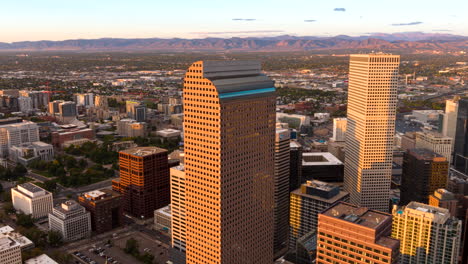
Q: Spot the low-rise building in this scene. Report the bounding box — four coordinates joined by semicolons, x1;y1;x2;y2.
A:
156;129;181;140
51;128;94;148
301;152;344;182
24;254;58;264
9;142;54;166
11;183;53;219
0;226;34;250
116;119;147;138
48;200;91;242
154;205;172;232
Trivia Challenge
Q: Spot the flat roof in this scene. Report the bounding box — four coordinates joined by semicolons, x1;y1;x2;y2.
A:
0;235;19;251
292;184;349;204
408;148;445;161
322;202;391;230
25;254;59;264
302;152;342;166
120;146;167;156
18;183;45;194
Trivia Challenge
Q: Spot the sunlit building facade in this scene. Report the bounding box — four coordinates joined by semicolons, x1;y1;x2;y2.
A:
344;53;400;212
183;60;275;264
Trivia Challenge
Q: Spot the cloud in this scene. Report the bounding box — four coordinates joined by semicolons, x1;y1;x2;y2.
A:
432;29;453;32
391;21;423;26
304;20;317;22
232;18;256;21
191;30;285;35
334;8;346;12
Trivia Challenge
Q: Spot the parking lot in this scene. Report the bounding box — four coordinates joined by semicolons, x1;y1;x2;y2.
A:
72;231;169;264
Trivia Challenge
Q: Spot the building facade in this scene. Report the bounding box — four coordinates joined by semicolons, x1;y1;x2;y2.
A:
392;202;462;264
415;131;453;163
274;128;290;258
0;235;22;264
48;200;91;242
171;165;186;252
51;128;94;148
442;96;459;147
78;189;123;234
429;189;458;217
331;117;347;142
454;99;468;175
344;53;400;212
290;140;303;191
400;149;449;205
113;147;170;218
183;61;275;264
302;152;344;183
116;119;147;138
0;121;39;157
11;183;53;219
316;202;400;264
290;180;349;249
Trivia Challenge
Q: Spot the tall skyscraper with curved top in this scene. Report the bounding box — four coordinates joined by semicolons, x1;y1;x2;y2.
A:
183;61;276;264
344;54;400;212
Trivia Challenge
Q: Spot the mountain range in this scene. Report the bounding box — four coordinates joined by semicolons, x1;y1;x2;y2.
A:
1;32;467;52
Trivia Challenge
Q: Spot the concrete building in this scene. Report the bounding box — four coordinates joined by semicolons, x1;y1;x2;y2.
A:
302;152;344;183
78;189;123;234
400;132;417;151
454;99;468;175
74;93;94;107
0;121;39;157
48;200;91;242
400;149;449;205
0;235;22;264
183;61;275;264
316;202;400;264
48;100;63;115
156;129;181;140
442;96;460;146
116;119;147;138
344;53;400;212
19;91;49;110
0;226;34;250
113;147;170;218
58;101;77;119
429;189;458;217
290;140;303;192
24;254;58;264
94;95;108;109
126;101;146;121
11;183;53;219
154;205;172;232
331;117;347;142
290;180;349;249
415;131;453;163
274;128;290;258
170;165;186;253
327;140;345;162
392;202;462;264
9;141;54;166
18;96;33;114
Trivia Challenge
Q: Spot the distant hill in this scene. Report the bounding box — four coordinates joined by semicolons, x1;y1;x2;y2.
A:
1;32;467;52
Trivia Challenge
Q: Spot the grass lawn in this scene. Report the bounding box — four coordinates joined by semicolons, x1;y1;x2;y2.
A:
31;170;53;178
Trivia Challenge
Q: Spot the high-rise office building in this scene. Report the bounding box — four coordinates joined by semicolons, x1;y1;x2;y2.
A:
289;181;349;249
113;147;170;218
392;202;462;264
400;149;449;205
48;200;91;242
290;140;303;191
331;117;347;142
454;99;468;174
78;189;123;234
415;131;453;163
0;121;39;157
170;165;187;264
74;93;94;107
274;128;290;258
344;53;400;212
183;61;275;264
442;96;460;142
94;95;108;109
316;202;400;264
126;100;146;121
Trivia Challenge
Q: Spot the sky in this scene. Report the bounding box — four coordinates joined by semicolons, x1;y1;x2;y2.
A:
1;0;467;42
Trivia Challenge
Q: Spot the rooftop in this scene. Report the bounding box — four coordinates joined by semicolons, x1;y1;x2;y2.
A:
399;202;450;224
408;148;446;161
322;202;391;230
81;189;120;202
120;146;167;157
302;152;342;166
18;183;44;193
25;254;59;264
0;235;19;251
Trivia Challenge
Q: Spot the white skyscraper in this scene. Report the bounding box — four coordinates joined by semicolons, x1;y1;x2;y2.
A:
344;53;400;212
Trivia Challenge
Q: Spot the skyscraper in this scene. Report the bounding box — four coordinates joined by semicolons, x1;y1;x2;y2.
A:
442;96;459;144
344;53;400;212
316;202;400;264
183;61;275;264
331;117;347;142
400;149;449;205
274;128;290;258
392;202;462;264
290;140;303;191
170;165;186;253
454;99;468;174
113;147;170;218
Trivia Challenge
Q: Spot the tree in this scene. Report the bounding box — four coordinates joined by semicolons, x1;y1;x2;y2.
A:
64;156;77;169
43;180;57;192
124;238;139;255
3;202;14;214
14;163;27;176
16;213;34;227
47;230;63;247
78;159;88;168
141;252;154;264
